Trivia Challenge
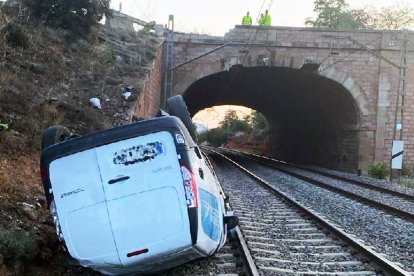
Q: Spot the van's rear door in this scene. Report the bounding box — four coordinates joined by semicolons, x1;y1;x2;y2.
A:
95;131;192;265
49;149;121;266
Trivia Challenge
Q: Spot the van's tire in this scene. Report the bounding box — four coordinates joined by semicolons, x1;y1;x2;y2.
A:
41;125;71;151
167;95;197;142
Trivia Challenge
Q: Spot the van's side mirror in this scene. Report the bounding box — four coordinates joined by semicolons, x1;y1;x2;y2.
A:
224;212;239;230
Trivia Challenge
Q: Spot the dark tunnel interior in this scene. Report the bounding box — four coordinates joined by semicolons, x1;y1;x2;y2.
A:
183;66;360;172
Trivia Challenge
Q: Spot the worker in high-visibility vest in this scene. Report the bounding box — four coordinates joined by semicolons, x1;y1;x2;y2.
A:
258;13;265;26
263;9;271;26
242;12;252;25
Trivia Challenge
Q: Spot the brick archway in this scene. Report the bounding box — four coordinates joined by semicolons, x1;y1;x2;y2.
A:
319;67;370;117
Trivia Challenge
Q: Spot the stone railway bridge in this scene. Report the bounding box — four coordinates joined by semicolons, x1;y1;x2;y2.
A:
132;25;414;173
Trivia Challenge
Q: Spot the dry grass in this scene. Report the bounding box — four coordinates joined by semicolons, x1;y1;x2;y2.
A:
399;177;414;189
0;153;42;199
0;4;11;28
0;72;17;90
93;44;115;64
0;158;20;195
39;101;65;126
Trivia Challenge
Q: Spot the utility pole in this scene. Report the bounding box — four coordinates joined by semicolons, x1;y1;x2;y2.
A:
163;15;174;109
389;29;408;182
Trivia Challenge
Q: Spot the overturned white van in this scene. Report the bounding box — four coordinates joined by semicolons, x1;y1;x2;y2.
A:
40;97;237;275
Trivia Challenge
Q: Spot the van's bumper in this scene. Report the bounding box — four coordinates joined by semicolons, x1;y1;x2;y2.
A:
92;246;203;275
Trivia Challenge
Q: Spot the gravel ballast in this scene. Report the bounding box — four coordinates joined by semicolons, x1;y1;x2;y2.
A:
212;159;379;275
281;165;414;214
215;155;414;273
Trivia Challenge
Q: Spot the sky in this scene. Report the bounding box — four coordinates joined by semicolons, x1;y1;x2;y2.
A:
193;105;253;129
110;0;414;36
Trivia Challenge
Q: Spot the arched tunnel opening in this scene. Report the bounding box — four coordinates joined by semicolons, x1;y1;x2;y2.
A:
183;66;360;172
193;105;268;152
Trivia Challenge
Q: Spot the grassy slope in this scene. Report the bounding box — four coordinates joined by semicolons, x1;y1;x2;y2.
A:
0;4;159;274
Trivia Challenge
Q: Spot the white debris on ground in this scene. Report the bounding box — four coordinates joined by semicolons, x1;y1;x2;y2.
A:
89;97;102;109
122;91;132;100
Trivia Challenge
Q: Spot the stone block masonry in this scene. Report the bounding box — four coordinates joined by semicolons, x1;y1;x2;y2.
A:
134;25;414;172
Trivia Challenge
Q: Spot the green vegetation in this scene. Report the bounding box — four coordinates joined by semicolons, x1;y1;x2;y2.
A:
219;110;250;133
305;0;414;30
198;110;270;147
22;0;110;36
401;164;412;177
368;162;390;180
0;229;38;266
199;127;227;147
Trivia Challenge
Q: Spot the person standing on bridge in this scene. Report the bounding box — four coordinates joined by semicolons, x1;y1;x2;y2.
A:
264;9;271;26
242;11;252;25
258;13;265;26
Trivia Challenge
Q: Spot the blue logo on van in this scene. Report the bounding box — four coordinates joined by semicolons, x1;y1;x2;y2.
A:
199;189;220;242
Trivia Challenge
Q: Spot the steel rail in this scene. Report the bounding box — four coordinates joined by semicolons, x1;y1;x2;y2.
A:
206;148;412;276
234;226;260;276
245;151;414;202
298;165;414;201
221;148;414;223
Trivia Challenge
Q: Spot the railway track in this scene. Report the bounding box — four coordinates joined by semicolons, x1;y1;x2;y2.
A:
245;151;414;200
204;148;413;276
158;235;247;276
218;148;414;223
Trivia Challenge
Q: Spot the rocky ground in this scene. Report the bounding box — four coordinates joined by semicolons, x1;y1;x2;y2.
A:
0;3;160;274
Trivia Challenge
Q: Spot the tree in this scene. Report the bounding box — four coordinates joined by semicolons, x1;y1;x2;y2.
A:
199;110;270;147
305;0;360;29
219;110;249;132
22;0;110;36
350;4;414;30
203;127;227;147
251;111;269;131
306;0;414;30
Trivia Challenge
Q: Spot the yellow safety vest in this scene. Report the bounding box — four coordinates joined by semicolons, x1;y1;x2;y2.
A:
242;15;252;25
264;14;271;26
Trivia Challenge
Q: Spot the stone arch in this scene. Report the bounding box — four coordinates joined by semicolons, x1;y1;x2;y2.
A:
182;66;366;172
176;55;371;121
319;67;370;117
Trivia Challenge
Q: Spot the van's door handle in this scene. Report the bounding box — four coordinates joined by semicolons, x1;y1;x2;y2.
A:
108;176;130;184
198;168;204;179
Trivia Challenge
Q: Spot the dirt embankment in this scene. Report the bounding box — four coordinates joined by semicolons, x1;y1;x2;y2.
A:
0;3;160;274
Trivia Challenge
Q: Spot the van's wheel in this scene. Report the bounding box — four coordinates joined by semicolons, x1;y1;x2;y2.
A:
41;125;71;151
167;95;197;142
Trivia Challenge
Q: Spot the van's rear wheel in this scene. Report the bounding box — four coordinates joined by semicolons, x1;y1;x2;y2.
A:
41;125;71;151
167;95;197;142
